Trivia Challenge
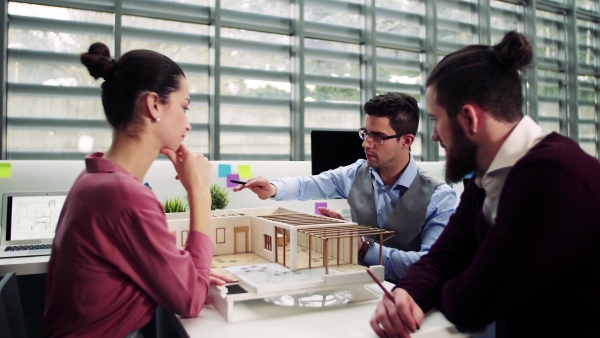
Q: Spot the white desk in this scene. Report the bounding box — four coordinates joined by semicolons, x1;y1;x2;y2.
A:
0;255;49;276
177;283;468;338
1;257;471;338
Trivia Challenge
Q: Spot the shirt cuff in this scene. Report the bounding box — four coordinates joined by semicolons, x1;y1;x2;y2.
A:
185;231;214;266
269;180;284;200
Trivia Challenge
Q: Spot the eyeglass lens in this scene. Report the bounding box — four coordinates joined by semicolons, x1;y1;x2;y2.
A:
359;129;383;144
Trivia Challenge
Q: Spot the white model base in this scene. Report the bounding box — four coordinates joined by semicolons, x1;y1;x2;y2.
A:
209;265;385;322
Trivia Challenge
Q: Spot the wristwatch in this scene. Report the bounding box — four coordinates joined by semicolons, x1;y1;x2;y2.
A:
358;236;374;258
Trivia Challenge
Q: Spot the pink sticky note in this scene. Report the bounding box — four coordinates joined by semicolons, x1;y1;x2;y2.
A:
315;202;327;215
227;174;240;188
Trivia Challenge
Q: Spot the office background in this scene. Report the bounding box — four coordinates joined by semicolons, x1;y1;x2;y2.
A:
1;0;599;162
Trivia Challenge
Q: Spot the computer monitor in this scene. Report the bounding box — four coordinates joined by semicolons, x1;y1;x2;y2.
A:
310;130;365;175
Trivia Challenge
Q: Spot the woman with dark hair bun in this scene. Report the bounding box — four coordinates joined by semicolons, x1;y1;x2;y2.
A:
43;43;231;338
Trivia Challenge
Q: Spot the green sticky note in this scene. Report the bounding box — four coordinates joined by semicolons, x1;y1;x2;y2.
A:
0;162;11;178
238;165;252;179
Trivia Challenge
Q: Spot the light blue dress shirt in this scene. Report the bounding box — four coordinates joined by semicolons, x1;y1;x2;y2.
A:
270;154;458;281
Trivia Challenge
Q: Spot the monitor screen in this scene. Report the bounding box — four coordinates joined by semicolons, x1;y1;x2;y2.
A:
5;194;67;241
310;130;365;175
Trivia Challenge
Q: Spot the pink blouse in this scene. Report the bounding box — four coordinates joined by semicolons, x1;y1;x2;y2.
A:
43;153;213;337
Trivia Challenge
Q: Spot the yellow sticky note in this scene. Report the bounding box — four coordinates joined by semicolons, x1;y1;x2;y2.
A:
0;162;11;178
238;165;252;179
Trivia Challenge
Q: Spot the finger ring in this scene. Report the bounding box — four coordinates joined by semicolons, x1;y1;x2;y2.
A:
178;157;183;162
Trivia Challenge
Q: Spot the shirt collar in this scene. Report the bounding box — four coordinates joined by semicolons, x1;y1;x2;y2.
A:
370;153;417;189
486;115;545;174
85;152;129;175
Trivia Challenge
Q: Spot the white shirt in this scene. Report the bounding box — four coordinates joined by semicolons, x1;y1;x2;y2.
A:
474;115;545;225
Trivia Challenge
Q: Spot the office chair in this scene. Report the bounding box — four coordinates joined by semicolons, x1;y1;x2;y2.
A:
0;272;28;338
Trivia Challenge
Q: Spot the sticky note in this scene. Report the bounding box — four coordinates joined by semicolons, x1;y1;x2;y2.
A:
315;202;327;215
227;174;240;188
0;163;11;178
238;165;252;179
218;164;232;178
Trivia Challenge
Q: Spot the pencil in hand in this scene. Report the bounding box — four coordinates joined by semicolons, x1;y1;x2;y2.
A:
366;268;394;301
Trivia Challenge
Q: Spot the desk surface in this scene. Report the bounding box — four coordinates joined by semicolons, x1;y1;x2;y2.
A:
178;284;468;338
0;255;49;276
1;257;468;338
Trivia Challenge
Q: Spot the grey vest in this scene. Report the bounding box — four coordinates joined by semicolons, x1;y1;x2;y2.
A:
348;163;444;251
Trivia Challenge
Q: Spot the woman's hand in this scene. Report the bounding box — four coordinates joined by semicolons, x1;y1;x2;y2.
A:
161;144;211;196
162;144;212;233
209;271;234;286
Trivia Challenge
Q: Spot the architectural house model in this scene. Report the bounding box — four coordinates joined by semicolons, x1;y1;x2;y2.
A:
167;207;394;321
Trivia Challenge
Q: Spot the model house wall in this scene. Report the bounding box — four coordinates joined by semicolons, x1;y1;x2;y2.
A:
166;207;381;273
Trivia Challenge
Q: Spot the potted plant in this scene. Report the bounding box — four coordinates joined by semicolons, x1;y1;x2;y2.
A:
210;184;230;210
163;195;189;220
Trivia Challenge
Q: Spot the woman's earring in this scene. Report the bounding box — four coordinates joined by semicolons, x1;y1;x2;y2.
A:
155;115;160;122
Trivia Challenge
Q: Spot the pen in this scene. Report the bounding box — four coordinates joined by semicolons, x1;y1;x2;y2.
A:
366;268;394;301
229;179;248;185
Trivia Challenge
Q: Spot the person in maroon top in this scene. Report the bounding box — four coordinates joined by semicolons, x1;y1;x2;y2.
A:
43;43;232;338
370;31;600;337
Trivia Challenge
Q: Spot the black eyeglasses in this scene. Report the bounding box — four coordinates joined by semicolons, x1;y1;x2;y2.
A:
358;128;404;145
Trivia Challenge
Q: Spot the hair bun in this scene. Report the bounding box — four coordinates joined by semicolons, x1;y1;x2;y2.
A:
80;42;116;80
490;31;532;71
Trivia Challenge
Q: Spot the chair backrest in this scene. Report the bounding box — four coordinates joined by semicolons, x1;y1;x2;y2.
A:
0;272;28;338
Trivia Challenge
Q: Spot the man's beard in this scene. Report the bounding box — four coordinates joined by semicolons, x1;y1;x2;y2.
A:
444;123;478;183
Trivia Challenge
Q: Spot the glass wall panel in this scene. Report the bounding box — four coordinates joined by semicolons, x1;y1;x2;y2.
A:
490;0;522;42
437;0;476;47
4;0;600;160
537;71;561;118
220;133;290;159
7;129;113;154
221;29;290;71
536;10;565;65
304;1;361;28
577;75;598;157
218;27;291;159
576;0;598;12
577;18;599;159
536;10;566;135
7;96;104;120
375;0;423;36
304;38;361;136
6;2;114;158
376;48;420;94
222;0;290;17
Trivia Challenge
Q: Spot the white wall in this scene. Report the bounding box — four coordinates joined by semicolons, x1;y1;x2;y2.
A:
0;159;458;217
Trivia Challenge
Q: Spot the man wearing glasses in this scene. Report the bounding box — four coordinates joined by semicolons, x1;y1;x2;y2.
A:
234;92;457;282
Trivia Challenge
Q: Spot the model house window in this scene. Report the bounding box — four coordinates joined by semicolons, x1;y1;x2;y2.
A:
264;234;272;251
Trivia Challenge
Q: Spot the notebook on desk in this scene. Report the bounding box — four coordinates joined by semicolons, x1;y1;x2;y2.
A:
0;191;67;258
